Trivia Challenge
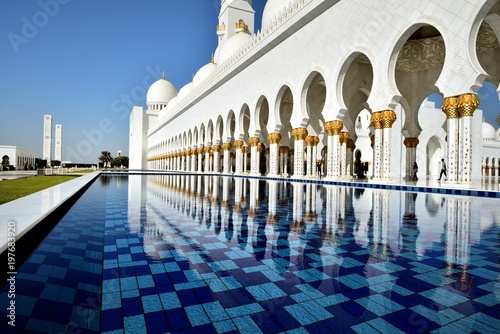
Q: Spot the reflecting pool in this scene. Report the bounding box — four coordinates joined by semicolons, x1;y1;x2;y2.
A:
1;174;499;333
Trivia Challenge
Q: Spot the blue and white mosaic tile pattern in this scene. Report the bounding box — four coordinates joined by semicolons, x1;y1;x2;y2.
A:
1;174;499;333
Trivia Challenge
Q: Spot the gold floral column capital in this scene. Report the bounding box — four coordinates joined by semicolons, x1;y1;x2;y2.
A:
222;143;232;151
441;96;459;119
249;137;260;147
403;137;419;148
371;112;383;129
204;146;211;153
212;144;221;153
325;120;343;136
279;146;290;154
291;128;308;140
305;136;318;146
381;110;397;129
347;138;355;150
234;140;244;149
339;132;350;144
457;93;480;117
197;147;204;154
242;146;249;154
267;133;282;144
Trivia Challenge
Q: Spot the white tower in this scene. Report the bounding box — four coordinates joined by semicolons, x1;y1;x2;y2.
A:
43;114;53;162
217;0;255;44
55;124;62;161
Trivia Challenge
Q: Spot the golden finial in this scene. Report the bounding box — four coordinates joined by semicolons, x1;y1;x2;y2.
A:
211;53;214;63
161;71;165;80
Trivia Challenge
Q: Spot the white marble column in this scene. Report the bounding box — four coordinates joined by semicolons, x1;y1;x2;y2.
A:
457;93;479;184
291;128;308;178
340;132;348;178
249;137;260;175
324;120;342;179
204;145;211;173
242;146;249;174
222;143;232;174
381;110;396;180
212;144;221;173
442;97;460;183
197;147;204;172
267;133;281;177
234;140;244;175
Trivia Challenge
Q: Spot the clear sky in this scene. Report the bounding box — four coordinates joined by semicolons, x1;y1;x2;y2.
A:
0;0;498;164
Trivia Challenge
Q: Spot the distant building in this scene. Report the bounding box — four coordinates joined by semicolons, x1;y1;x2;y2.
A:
43;114;52;162
55;124;62;161
0;145;36;170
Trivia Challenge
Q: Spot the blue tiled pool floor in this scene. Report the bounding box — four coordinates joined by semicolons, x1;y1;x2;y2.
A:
1;175;499;333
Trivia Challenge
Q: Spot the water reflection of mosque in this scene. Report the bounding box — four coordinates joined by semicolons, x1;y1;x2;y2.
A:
135;175;493;293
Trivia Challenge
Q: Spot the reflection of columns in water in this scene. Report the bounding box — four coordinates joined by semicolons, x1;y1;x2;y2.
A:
371;191;391;259
292;182;305;234
212;175;219;203
222;176;230;205
268;180;278;220
249;179;259;208
203;175;210;199
445;197;471;266
325;186;340;244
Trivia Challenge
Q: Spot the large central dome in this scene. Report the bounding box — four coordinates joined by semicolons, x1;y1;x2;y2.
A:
262;0;295;29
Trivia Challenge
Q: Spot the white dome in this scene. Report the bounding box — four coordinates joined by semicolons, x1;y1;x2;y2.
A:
215;32;252;64
482;119;496;140
178;82;193;101
193;62;217;87
165;96;178;114
146;77;177;105
262;0;294;29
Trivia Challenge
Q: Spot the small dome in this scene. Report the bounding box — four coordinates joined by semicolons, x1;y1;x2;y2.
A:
482;119;496;140
193;61;217;87
146;75;177;105
262;0;294;29
164;96;178;114
215;32;252;64
177;82;193;102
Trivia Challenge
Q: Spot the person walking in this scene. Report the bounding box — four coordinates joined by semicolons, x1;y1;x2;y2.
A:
438;158;447;181
412;162;418;181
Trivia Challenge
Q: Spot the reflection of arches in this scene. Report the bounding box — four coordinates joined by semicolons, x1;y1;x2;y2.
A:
426;136;441;175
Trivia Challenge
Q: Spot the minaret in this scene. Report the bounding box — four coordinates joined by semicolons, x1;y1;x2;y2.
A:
217;0;254;43
55;124;62;161
43;114;53;162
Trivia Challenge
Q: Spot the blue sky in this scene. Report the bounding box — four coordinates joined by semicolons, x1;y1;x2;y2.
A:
0;0;498;164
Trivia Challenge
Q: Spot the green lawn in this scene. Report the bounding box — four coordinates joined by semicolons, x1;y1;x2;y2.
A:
0;175;80;205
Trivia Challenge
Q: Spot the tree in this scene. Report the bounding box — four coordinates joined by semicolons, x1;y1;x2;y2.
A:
98;151;113;168
111;156;129;168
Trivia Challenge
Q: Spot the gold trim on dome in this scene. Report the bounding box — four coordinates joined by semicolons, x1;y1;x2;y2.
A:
249;137;260;147
441;96;459;119
291;128;308;140
222;143;232;151
267;133;282;144
325;120;343;135
457;93;480;117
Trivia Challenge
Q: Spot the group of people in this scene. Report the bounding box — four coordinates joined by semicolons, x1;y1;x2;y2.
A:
412;158;447;182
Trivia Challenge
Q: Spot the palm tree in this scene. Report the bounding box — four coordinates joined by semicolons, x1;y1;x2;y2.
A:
98;151;113;168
